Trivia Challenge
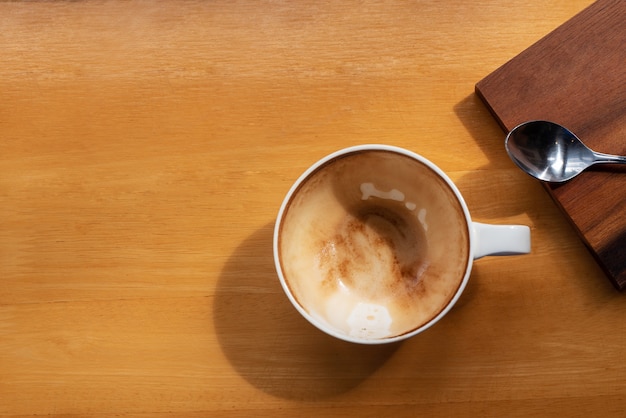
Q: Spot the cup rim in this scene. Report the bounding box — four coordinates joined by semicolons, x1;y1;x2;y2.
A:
273;144;474;344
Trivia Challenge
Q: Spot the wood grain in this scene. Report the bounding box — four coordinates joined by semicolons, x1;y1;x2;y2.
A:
5;1;626;417
476;0;626;288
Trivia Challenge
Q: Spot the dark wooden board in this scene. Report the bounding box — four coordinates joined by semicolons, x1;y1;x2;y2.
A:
476;0;626;289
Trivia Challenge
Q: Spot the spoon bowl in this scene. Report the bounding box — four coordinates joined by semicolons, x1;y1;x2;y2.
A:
505;120;626;183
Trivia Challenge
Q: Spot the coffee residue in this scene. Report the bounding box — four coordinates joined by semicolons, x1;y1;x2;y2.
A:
317;203;428;304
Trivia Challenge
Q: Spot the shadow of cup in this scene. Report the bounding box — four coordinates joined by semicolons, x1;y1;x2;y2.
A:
213;223;399;401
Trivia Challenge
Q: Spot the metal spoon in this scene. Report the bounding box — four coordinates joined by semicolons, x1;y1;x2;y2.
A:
505;120;626;183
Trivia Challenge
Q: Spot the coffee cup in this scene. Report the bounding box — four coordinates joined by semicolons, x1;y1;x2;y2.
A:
273;145;530;344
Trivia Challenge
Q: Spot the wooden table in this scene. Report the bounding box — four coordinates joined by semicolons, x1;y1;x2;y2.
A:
2;1;623;416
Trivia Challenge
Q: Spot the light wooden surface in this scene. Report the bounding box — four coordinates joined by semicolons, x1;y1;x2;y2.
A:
2;1;623;416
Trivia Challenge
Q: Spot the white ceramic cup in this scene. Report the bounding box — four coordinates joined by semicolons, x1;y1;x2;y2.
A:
273;145;530;344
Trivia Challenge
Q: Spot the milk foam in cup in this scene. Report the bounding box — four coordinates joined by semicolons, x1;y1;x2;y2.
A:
273;145;531;344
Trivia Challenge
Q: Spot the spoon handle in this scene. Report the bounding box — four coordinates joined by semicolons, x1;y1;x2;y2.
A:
592;152;626;165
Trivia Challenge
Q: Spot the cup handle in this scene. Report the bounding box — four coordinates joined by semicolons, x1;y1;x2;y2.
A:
472;222;531;260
